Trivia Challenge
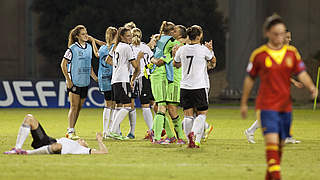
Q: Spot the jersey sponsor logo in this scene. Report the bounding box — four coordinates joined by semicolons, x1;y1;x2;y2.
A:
265;56;272;68
0;80;105;108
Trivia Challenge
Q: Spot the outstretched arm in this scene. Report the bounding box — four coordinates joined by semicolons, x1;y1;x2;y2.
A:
91;133;108;154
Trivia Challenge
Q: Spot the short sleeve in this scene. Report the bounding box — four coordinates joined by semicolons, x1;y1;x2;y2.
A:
292;49;306;75
174;47;182;63
204;47;213;61
63;49;72;61
247;52;260;78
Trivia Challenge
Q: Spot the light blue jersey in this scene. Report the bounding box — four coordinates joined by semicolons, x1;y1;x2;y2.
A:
66;42;92;87
98;44;113;91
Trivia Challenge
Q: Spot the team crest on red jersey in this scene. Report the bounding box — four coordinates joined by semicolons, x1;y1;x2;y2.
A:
285;57;293;68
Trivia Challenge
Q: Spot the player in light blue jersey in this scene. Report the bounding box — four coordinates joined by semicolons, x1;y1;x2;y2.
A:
61;25;98;140
91;27;118;138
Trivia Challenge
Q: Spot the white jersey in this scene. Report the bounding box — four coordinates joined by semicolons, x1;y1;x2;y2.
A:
57;138;91;155
109;42;135;84
131;42;154;78
174;44;213;89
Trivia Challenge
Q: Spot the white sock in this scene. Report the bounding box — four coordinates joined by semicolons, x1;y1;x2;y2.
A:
247;120;259;134
67;128;75;133
15;124;31;149
191;114;206;143
128;109;136;135
26;145;52;155
103;107;111;133
142;107;153;130
111;107;130;134
183;116;194;138
109;107;120;132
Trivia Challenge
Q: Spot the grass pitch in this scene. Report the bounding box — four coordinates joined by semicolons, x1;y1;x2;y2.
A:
0;107;319;180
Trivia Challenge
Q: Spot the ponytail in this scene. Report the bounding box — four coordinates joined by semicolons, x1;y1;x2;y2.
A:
131;28;142;46
105;26;117;47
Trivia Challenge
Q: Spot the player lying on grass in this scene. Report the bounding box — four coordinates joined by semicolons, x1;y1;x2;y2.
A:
4;114;108;155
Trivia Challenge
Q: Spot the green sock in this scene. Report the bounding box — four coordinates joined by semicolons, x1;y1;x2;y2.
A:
154;113;165;141
164;116;175;138
172;116;185;139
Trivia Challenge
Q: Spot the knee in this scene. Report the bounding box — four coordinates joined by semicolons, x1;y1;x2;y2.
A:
50;143;62;154
24;114;35;125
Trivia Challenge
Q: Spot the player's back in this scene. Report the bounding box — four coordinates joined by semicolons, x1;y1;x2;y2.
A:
111;42;135;84
176;44;212;89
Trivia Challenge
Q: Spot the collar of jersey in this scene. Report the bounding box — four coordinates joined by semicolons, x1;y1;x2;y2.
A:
75;42;87;49
265;44;288;65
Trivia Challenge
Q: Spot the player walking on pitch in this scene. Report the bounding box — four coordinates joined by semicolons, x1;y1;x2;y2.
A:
174;25;216;148
240;14;317;180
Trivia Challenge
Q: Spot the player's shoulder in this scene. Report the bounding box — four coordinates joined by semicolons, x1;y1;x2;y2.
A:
286;45;302;60
250;45;268;62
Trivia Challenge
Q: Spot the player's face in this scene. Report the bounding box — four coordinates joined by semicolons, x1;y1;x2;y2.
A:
77;139;88;148
122;31;132;44
266;23;286;47
77;29;88;42
284;32;291;45
173;26;180;39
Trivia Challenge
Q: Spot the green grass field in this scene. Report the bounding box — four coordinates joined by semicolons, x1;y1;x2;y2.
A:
0;108;319;180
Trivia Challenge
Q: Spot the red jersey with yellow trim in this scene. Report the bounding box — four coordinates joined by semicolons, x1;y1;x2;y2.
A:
247;44;306;112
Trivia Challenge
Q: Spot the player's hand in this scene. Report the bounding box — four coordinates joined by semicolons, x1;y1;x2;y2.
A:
66;80;73;89
96;132;103;142
130;79;135;89
88;35;94;42
205;40;213;51
240;104;248;119
311;87;318;99
172;44;182;57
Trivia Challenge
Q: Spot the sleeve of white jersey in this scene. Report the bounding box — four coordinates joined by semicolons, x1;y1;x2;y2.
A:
204;47;213;61
174;47;182;63
63;49;72;62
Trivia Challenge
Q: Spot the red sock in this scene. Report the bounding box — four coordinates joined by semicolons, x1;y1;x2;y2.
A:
266;143;281;180
278;145;283;162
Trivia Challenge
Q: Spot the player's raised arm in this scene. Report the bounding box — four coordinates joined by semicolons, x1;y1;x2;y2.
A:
91;132;108;154
88;35;100;58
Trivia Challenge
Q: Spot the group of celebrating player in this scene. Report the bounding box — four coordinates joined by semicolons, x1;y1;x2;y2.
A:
60;21;217;148
5;13;318;180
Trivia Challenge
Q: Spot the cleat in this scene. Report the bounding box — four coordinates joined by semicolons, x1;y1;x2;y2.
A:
66;132;80;140
188;132;195;148
4;148;18;155
161;129;166;137
127;133;135;139
195;141;201;148
164;137;177;144
103;131;110;139
177;139;186;145
285;137;301;144
152;139;169;145
16;149;27;155
144;130;153;141
203;125;214;142
147;130;154;142
244;129;256;144
109;132;123;140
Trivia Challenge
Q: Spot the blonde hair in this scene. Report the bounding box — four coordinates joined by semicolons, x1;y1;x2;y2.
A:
157;21;175;40
68;25;86;47
105;27;117;47
131;28;142;46
124;21;136;30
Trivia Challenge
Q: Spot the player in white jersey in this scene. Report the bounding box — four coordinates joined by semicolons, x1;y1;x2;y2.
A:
173;25;216;148
106;27;143;140
4;114;108;155
130;28;155;138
